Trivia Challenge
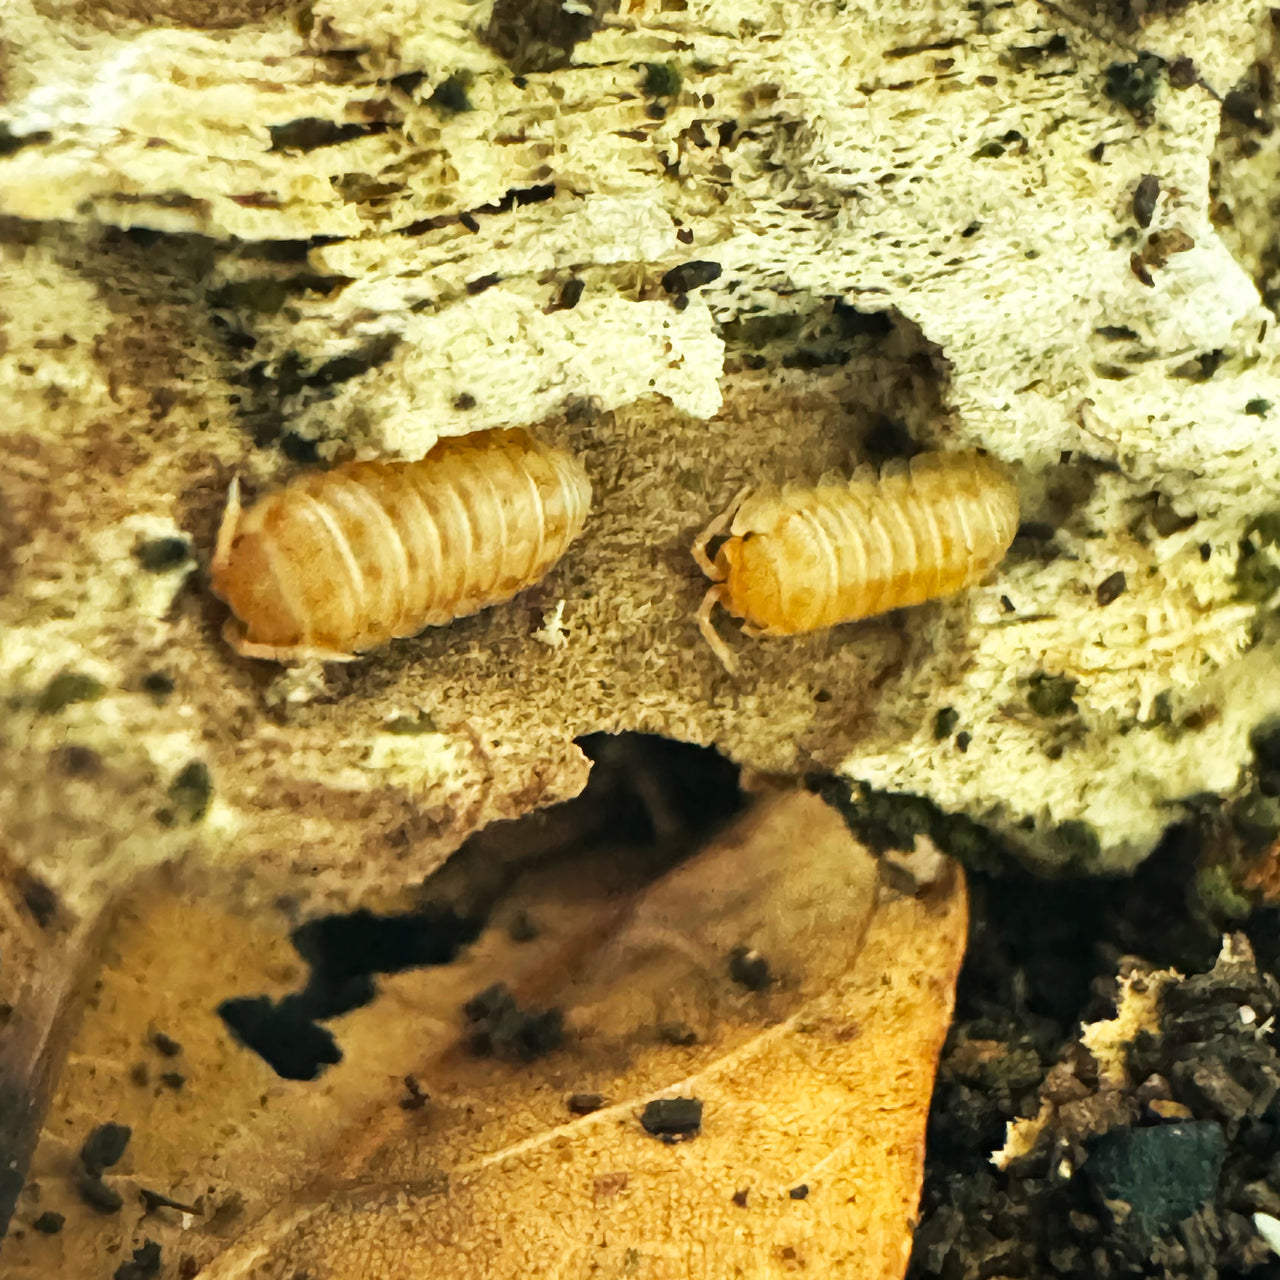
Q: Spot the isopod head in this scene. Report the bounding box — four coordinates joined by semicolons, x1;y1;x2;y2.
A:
211;479;340;661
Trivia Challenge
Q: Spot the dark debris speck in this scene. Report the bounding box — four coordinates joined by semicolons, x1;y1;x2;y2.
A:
1096;571;1127;606
36;671;104;714
1103;53;1165;117
399;1075;429;1110
1133;174;1160;228
507;909;540;942
76;1173;124;1215
133;537;191;572
640;1097;703;1141
463;982;564;1062
728;946;772;991
657;1021;699;1046
80;1122;131;1175
149;1030;182;1057
660;260;722;294
933;707;960;740
139;1187;197;1215
114;1238;162;1280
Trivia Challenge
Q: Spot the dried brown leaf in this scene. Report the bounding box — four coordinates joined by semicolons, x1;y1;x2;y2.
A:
10;791;966;1280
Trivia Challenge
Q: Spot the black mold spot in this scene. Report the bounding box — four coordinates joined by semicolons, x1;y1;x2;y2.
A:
134;537;191;572
20;875;58;928
1223;87;1267;133
807;775;1013;876
32;1211;64;1234
80;1122;131;1176
483;0;619;74
1103;53;1165;117
466;273;501;296
268;119;383;152
36;671;104;714
382;711;438;735
642;62;682;98
431;72;474;115
218;905;482;1080
163;761;211;825
1027;672;1078;718
391;70;427;95
1246;398;1271;417
141;671;175;701
280;432;320;464
0;126;52;157
789;1184;810;1200
51;744;101;776
150;1030;181;1056
934;707;960;740
463;982;564;1061
113;1238;162;1280
567;1092;604;1115
399;1075;428;1110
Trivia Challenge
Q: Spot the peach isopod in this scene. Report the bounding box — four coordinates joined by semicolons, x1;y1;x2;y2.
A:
692;450;1019;671
212;428;592;662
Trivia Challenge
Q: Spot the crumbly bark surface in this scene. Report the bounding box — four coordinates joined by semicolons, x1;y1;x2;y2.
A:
3;0;1280;930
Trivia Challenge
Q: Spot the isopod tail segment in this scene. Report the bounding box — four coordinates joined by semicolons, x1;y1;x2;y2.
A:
693;484;753;675
212;477;357;663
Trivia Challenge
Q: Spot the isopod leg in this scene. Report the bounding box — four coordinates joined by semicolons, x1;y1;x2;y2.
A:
221;618;357;664
691;485;752;580
696;584;738;675
212;477;242;575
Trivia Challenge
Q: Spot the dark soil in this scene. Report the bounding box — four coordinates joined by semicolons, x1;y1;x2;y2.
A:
907;825;1280;1280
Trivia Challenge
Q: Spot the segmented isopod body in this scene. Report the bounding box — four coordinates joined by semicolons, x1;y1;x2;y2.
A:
692;450;1019;671
211;428;592;662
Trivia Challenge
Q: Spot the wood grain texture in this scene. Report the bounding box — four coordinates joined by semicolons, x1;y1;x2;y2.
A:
696;451;1019;669
212;428;592;661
